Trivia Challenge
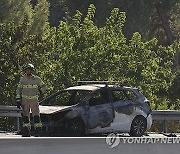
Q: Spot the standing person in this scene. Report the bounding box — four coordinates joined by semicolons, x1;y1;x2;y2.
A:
16;64;47;137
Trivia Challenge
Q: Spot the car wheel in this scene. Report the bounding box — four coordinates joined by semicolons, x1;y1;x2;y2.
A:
66;118;85;137
129;116;147;137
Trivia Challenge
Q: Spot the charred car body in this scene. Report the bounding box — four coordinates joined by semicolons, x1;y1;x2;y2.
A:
39;82;152;137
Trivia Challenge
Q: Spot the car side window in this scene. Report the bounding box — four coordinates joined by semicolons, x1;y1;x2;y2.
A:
49;91;72;105
71;90;91;103
111;90;128;102
89;90;109;106
125;90;137;100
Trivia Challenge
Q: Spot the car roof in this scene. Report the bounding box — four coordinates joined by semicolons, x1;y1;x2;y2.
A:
66;84;106;91
65;84;137;91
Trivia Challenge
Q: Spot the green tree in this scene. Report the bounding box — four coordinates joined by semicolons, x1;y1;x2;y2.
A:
0;0;33;25
29;0;50;35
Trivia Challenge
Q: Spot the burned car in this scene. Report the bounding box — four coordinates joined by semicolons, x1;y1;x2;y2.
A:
39;82;152;137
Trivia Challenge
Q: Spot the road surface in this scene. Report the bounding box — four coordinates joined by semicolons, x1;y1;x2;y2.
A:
0;132;179;154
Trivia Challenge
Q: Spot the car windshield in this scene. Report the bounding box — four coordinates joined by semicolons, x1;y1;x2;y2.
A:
46;90;91;106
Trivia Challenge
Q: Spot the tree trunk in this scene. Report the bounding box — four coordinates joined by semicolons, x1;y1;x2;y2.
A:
155;3;174;45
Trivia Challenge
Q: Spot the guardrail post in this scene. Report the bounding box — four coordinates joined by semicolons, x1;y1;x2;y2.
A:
15;117;20;131
163;120;168;133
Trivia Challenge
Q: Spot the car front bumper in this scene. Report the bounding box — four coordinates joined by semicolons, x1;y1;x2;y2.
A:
146;113;153;130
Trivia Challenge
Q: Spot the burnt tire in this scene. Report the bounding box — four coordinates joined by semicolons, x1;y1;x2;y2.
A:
66;118;85;137
129;116;147;137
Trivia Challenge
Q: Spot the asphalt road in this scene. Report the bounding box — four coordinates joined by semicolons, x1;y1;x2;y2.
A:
0;133;180;154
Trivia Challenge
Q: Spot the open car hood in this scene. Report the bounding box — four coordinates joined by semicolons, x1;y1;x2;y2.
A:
39;105;71;114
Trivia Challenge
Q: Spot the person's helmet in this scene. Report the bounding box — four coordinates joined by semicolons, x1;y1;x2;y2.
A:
22;64;35;71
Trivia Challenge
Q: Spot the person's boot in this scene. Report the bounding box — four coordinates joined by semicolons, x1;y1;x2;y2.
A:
22;127;30;137
34;115;42;137
22;116;31;137
35;127;42;137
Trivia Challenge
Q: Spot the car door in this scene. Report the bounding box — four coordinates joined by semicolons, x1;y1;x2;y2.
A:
109;88;136;132
87;88;114;130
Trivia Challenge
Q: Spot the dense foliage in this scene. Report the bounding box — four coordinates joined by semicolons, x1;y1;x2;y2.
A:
0;1;179;131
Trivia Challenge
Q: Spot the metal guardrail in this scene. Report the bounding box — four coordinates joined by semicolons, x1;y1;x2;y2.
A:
0;105;180;133
152;110;180;133
0;105;22;131
0;105;21;117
